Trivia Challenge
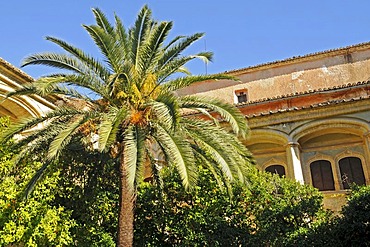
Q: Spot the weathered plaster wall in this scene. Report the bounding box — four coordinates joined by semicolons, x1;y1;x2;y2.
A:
178;47;370;104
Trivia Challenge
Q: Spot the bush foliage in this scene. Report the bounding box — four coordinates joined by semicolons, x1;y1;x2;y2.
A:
135;166;327;246
286;185;370;247
0;118;75;246
1;118;370;246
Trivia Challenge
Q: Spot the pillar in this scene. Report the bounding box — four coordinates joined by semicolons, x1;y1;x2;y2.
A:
286;142;305;184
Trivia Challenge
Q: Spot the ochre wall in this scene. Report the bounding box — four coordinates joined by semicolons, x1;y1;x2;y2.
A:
178;45;370;105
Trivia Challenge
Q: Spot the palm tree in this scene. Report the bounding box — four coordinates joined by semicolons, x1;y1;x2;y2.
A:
1;6;254;247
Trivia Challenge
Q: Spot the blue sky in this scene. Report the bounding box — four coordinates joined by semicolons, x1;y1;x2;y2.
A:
1;1;370;78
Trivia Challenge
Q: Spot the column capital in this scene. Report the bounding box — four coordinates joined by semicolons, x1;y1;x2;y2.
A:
286;142;300;148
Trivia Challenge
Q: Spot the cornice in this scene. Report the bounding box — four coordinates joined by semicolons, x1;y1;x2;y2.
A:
247;98;370;128
0;57;34;82
237;80;370;107
225;41;370;76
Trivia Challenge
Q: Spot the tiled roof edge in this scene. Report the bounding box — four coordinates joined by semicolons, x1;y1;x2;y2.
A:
225;41;370;75
237;80;370;107
245;95;370;119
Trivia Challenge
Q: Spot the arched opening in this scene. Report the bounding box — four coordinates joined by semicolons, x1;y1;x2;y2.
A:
245;130;288;156
310;160;335;191
265;164;286;177
339;157;366;189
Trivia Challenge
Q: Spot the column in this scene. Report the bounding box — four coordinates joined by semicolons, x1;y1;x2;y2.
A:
286;142;305;184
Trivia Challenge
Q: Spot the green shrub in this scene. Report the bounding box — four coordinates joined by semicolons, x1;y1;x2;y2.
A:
285;185;370;247
0;118;75;247
334;185;370;246
135;166;326;246
54;149;119;246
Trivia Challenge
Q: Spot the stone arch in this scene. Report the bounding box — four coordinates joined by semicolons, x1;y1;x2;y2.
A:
261;157;287;170
245;129;289;172
0;60;56;121
291;117;369;144
246;128;289;155
293;118;370;191
0;94;44;120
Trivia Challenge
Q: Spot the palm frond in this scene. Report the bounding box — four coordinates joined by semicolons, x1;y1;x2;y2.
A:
83;24;121;72
0;116;49;145
164;74;237;92
162;35;185;51
92;8;115;34
98;107;129;151
123;125;147;190
10;126;57;165
192;145;224;189
148;93;180;130
47;115;85;160
21;53;84;73
157;53;216;83
191;130;234;181
193;51;214;63
6;78;92;101
182;118;252;182
114;13;129;61
24;163;49;199
153;122;196;189
45;36;110;80
0;106;90;147
137;21;173;80
159;33;204;68
129;5;152;69
27;73;108;100
180;96;249;138
56;73;109;99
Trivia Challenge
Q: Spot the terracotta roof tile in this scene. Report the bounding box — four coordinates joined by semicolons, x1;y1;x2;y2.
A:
237;80;370;106
244;93;370;118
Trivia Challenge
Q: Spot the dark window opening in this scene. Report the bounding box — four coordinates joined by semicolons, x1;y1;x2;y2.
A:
235;90;248;103
265;165;286;177
339;157;365;189
310;160;335;191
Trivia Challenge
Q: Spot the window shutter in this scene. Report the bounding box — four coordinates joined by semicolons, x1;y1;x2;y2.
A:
339;157;365;189
310;160;335;191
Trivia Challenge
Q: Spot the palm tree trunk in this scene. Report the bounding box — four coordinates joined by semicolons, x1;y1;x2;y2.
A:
117;156;135;247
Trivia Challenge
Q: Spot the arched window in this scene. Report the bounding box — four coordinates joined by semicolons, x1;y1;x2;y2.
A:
310;160;335;191
339;157;366;189
265;165;286;177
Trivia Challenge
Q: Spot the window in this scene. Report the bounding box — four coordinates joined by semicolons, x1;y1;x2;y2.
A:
310;160;335;191
339;157;365;189
235;89;248;103
265;165;286;177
